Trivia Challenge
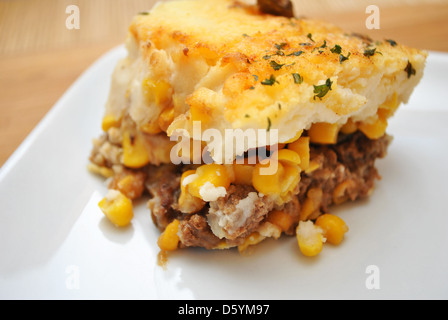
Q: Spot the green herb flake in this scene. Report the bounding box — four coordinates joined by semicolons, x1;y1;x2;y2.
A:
287;50;303;57
307;33;315;42
261;75;278;86
245;114;251;118
138;11;149;15
278;103;282;110
313;78;333;100
252;74;259;82
299;42;312;46
263;55;272;60
242;33;250;37
267;117;272;131
275;43;288;50
386;39;397;47
292;73;303;84
270;61;285;71
363;47;377;57
404;61;416;78
339;52;351;64
319;40;327;49
330;44;342;54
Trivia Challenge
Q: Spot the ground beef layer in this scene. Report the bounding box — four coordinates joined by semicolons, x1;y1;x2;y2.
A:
142;131;391;249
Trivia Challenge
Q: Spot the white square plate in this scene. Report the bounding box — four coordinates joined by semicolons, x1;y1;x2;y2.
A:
1;46;447;300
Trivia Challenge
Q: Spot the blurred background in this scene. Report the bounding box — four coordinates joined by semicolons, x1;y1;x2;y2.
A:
0;0;447;166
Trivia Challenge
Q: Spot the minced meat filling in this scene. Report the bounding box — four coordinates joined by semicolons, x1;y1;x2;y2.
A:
142;131;391;249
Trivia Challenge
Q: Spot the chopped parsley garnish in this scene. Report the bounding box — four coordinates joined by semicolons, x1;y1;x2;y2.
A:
299;42;312;46
307;33;315;42
339;52;351;64
275;43;288;50
363;47;377;57
386;39;397;46
267;117;272;131
330;44;342;54
242;33;250;37
292;73;303;84
319;40;327;49
263;55;272;60
138;12;149;15
245;114;250;118
261;75;278;86
252;74;259;81
270;61;285;71
313;78;333;100
404;61;416;78
278;103;282;110
287;50;303;57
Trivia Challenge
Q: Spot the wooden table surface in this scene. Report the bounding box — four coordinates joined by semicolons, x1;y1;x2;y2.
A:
1;0;448;167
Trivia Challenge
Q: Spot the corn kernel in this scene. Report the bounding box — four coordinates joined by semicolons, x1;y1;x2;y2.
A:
157;219;180;251
288;137;310;170
178;170;205;213
332;180;356;205
284;130;304;144
98;190;133;227
308;123;339;144
279;163;301;199
267;210;295;233
300;188;323;221
158;107;175;132
188;164;231;199
296;220;325;257
140;121;162;135
379;92;399;118
101;114;121;132
232;164;254;186
358;115;387;139
237;232;264;254
252;161;285;195
142;78;171;106
122;131;150;168
315;213;348;245
273;149;301;166
87;163;114;178
340;118;358;135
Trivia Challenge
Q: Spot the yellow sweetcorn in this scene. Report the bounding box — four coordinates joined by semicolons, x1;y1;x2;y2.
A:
237;232;264;254
315;213;349;245
288;137;310;170
308;123;339;144
187;164;232;199
101;114;121;132
87;163;114;178
232;164;254;186
157;219;180;251
178;170;205;213
284;129;304;144
300;188;323;221
379;92;399;118
279;164;301;199
252;161;285;195
296;220;325;257
142;78;171;106
140;121;162;135
340;118;358;135
358;113;387;139
332;180;356;205
267;210;295;233
158;107;175;132
98;190;134;227
273;149;301;166
122;130;150;168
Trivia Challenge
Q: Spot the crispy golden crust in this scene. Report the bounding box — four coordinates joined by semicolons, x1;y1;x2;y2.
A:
108;0;426;161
